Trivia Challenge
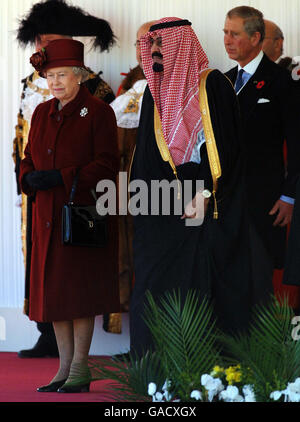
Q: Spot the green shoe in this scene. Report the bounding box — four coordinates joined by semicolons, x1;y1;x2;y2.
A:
57;362;92;393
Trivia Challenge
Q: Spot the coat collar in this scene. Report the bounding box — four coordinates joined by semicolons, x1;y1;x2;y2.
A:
48;85;90;118
237;50;264;76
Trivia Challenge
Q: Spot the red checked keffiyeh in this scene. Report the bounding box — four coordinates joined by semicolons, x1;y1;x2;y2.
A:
140;17;209;166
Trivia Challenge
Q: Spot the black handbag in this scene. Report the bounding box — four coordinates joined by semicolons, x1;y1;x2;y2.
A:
62;173;108;247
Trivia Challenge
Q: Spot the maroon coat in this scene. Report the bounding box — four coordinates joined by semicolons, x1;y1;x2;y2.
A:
20;86;120;322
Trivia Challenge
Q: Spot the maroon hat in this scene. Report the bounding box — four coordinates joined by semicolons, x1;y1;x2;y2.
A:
30;39;86;76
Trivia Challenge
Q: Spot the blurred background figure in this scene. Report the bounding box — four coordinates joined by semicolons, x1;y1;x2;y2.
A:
106;20;156;337
263;19;298;72
262;19;284;62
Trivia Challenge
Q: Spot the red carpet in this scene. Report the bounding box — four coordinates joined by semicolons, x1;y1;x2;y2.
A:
0;353;116;402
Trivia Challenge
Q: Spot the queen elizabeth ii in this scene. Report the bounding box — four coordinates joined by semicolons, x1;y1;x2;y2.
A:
20;39;120;393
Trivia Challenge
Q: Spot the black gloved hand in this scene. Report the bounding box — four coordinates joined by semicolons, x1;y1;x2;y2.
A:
24;170;63;191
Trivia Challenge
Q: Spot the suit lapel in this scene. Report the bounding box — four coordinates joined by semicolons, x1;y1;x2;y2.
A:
225;67;238;86
236;54;275;121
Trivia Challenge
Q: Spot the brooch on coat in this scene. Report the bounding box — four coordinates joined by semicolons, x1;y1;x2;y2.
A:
80;107;88;117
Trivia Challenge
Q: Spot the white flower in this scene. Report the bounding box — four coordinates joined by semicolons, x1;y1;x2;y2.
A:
287;378;300;393
285;378;300;402
270;390;283;401
286;391;300;402
243;385;256;402
190;390;202;401
201;374;224;402
201;374;212;386
154;392;164;402
148;382;157;396
293;378;300;388
270;379;300;402
271;389;290;402
219;385;244;402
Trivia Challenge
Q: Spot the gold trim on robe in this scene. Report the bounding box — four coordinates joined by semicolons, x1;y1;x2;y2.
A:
153;69;222;218
199;69;222;219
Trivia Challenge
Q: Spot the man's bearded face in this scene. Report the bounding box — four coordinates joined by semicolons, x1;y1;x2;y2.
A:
150;36;163;72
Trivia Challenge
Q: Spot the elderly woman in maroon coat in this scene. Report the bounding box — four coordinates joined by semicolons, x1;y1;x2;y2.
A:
20;39;120;393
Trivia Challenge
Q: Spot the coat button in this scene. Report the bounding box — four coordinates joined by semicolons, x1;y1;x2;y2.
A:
47;148;52;155
57;115;61;122
46;222;51;228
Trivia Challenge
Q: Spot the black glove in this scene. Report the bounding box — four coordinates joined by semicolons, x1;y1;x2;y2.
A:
24;170;63;191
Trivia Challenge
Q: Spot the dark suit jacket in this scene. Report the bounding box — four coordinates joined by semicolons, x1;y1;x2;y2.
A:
225;53;300;267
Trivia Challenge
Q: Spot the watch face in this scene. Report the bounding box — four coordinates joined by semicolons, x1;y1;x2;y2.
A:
202;189;211;198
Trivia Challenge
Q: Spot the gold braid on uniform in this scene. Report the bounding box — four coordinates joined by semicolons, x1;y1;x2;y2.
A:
12;114;25;164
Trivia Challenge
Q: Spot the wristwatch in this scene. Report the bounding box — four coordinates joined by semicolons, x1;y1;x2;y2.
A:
201;189;212;199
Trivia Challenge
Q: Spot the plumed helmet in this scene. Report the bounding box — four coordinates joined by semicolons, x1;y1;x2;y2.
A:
17;0;116;52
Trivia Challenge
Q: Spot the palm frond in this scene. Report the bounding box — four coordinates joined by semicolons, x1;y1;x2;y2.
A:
144;289;220;381
89;289;220;401
218;296;300;401
89;351;166;402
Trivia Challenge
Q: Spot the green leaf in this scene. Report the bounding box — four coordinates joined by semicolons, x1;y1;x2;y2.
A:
144;289;220;385
218;296;300;401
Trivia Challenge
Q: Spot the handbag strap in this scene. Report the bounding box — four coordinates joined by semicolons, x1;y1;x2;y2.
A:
69;171;79;204
68;169;97;204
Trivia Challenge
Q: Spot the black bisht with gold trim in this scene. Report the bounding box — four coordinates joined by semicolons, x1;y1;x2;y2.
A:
129;70;253;358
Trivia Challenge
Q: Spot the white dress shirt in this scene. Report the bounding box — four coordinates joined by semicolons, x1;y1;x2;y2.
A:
235;50;264;94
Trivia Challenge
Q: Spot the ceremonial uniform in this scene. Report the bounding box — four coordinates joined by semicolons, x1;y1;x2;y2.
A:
105;66;147;333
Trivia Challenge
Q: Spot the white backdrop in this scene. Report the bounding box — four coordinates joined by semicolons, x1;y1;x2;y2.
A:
1;0;300;309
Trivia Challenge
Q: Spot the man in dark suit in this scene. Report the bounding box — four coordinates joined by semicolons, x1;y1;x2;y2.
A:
223;6;300;306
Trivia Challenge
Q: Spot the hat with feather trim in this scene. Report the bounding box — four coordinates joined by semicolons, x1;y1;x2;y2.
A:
16;0;115;52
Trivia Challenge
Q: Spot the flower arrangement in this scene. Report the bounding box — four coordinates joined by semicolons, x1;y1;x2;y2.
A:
90;290;300;402
146;366;256;402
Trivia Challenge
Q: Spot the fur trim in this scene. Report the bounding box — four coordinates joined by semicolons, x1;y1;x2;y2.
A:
17;0;116;51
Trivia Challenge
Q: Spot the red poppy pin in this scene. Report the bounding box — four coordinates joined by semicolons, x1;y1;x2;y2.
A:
256;80;265;89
